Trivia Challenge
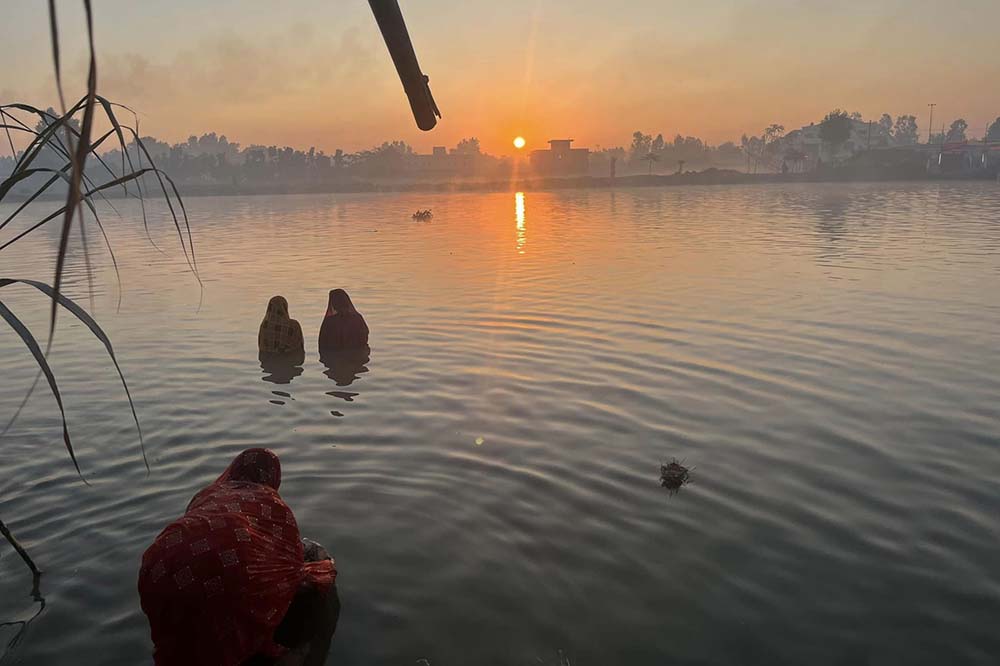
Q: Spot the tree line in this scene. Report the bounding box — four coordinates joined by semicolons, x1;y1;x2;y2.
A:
4;108;999;188
0;109;507;191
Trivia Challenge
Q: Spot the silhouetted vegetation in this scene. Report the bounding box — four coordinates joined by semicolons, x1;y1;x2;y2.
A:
6;105;998;196
988;117;1000;142
892;115;919;145
946;119;968;142
0;132;516;195
619;131;744;174
819;110;853;154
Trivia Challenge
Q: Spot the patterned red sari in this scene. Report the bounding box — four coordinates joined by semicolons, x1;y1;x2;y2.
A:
138;449;335;665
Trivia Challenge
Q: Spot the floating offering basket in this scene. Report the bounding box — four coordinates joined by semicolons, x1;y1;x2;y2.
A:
660;459;691;493
412;209;433;221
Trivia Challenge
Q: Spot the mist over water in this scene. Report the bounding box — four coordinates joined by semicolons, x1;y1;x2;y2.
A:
1;182;999;665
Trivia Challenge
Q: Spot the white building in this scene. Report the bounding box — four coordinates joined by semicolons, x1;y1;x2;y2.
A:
782;119;891;166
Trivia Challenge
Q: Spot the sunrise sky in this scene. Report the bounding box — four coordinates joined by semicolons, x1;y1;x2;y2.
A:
2;0;998;155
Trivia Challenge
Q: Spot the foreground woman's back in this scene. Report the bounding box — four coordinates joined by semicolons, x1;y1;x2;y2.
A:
137;449;335;666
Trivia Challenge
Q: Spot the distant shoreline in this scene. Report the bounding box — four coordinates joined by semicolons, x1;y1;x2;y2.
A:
6;168;996;203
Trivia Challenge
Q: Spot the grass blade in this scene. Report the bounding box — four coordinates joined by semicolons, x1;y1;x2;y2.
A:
0;299;83;479
0;369;43;439
0;168;167;254
0;278;149;470
46;0;66;114
50;0;98;350
0;279;147;471
0;518;42;577
0;109;19;157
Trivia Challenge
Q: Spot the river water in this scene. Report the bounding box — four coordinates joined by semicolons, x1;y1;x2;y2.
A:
1;183;999;665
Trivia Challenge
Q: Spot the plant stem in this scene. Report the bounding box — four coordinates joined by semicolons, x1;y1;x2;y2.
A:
0;517;41;576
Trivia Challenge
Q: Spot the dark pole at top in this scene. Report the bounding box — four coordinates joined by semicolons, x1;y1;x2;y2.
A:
369;0;441;131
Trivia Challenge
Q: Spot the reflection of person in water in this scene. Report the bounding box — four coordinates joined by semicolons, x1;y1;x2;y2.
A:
320;347;371;387
318;289;369;352
259;296;305;354
138;449;338;666
259;352;305;385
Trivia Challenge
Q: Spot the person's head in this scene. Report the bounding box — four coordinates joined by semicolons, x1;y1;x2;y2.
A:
220;448;281;490
266;295;290;319
327;289;356;315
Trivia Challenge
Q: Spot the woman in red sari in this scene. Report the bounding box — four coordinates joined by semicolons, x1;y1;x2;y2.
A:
138;449;336;666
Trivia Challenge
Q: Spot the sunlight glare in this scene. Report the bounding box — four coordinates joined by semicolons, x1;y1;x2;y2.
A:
513;136;526;149
515;191;526;254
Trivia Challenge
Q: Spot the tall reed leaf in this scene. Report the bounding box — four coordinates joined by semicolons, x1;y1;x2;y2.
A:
0;299;81;478
0;0;195;580
0;279;146;470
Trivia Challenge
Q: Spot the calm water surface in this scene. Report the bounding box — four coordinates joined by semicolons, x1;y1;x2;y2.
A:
1;183;999;665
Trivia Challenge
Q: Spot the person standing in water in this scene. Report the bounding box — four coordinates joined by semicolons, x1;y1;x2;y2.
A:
318;289;369;351
258;296;305;354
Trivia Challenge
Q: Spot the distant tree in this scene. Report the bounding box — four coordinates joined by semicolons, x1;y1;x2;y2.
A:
354;140;415;176
849;111;863;121
676;136;705;160
819;110;852;155
878;114;893;136
717;141;740;156
740;134;751;171
987;117;1000;142
30;108;83;169
763;123;785;148
32;107;82;134
715;140;743;167
454;137;481;155
629;131;653;161
592;146;626;176
641;151;659;175
741;134;764;173
651;133;665;153
372;140;414;156
945;118;968;142
892;115;919;145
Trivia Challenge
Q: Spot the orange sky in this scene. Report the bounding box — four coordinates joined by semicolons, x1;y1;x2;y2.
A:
2;1;999;156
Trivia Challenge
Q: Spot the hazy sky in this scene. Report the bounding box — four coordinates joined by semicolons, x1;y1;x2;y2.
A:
2;0;998;155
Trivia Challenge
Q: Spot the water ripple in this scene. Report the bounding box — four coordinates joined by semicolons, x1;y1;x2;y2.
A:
2;183;999;664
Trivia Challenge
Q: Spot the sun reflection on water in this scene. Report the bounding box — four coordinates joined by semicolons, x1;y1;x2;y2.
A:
515;191;526;254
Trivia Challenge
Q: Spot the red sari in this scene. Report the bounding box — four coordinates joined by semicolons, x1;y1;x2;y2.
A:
138;449;335;666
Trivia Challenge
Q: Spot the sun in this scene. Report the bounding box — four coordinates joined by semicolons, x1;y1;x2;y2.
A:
513;136;526;149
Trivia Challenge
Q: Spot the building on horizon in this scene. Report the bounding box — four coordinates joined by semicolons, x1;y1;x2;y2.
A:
413;145;476;176
530;139;590;176
782;119;892;167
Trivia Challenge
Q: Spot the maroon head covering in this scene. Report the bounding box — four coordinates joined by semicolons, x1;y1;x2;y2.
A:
138;449;334;666
319;289;369;351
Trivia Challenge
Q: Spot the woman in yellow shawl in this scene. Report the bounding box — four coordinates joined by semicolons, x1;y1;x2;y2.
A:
258;296;305;354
